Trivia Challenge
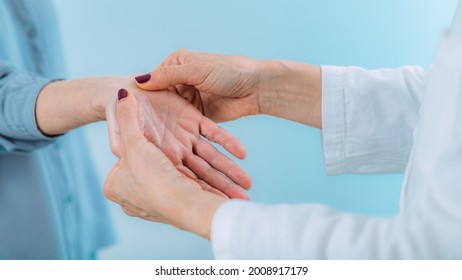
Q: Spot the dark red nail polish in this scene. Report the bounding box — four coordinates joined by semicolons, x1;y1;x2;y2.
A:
135;73;151;84
118;88;128;100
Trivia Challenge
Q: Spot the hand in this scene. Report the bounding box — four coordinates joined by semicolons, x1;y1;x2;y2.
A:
105;80;252;199
36;76;251;199
134;50;322;127
134;50;263;122
104;90;225;240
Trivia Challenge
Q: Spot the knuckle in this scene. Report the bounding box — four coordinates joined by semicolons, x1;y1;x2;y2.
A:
207;146;218;160
204;165;214;176
103;181;116;202
173;49;196;65
103;161;123;202
173;49;191;57
172;49;184;56
120;200;136;217
156;66;172;81
225;163;238;177
109;141;121;158
122;207;136;217
139;211;149;218
224;181;236;192
210;130;222;143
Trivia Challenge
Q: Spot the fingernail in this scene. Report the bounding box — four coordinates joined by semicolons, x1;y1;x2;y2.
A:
118;88;128;100
135;73;151;84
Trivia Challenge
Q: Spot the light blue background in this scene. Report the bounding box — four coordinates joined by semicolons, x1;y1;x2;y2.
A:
51;0;458;259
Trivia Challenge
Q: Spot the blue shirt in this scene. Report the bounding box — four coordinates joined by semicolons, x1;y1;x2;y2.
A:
0;0;115;259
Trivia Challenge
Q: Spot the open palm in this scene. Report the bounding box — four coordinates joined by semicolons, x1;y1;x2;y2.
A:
107;84;251;199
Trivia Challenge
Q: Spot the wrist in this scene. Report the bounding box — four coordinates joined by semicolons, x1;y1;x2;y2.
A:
174;190;226;240
256;60;322;127
89;76;131;121
255;60;288;116
36;76;130;135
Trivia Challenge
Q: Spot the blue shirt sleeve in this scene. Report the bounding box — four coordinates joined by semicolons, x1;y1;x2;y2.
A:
0;60;57;153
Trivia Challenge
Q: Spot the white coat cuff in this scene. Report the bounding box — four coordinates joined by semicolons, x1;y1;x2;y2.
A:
211;199;250;259
320;65;347;175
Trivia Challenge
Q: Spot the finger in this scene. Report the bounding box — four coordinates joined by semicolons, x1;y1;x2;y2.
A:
196;179;229;199
106;97;121;158
161;49;195;67
116;88;146;152
175;165;198;180
135;64;208;92
176;164;228;198
199;117;247;160
194;139;252;189
174;85;204;112
176;165;228;198
183;154;249;200
135;50;200;90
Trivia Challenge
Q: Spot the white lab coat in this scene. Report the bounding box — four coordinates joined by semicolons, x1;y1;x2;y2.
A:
211;4;462;259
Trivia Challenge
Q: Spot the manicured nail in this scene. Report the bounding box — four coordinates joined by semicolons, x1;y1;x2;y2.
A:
118;88;128;100
135;73;151;84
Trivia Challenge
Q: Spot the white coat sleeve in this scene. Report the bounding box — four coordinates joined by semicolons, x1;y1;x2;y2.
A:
211;66;429;259
321;65;426;175
211;195;461;259
211;34;462;261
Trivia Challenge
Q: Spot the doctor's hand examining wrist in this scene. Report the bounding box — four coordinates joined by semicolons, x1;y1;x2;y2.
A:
36;76;251;199
104;90;226;240
105;81;251;199
135;50;323;128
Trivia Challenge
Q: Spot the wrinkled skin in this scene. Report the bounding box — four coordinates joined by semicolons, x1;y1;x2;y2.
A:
106;83;251;199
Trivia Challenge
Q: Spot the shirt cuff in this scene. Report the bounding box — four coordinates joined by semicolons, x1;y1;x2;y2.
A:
3;78;55;140
320;65;347;175
0;75;57;152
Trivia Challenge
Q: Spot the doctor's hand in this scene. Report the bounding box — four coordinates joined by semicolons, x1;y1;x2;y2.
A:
37;75;250;199
134;50;261;122
134;50;322;127
104;90;226;240
105;80;251;200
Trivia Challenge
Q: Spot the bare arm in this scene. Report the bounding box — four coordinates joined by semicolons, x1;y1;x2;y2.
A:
135;51;426;174
257;60;322;128
35;76;122;135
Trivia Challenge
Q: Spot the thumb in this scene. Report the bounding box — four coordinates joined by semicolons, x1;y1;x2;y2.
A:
116;88;145;152
135;64;206;91
106;98;122;158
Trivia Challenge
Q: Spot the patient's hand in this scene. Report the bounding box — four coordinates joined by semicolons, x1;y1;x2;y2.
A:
104;91;225;240
106;82;251;199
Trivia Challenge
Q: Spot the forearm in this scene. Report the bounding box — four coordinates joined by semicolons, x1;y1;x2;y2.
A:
257;61;322;128
257;61;426;174
36;76;130;135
